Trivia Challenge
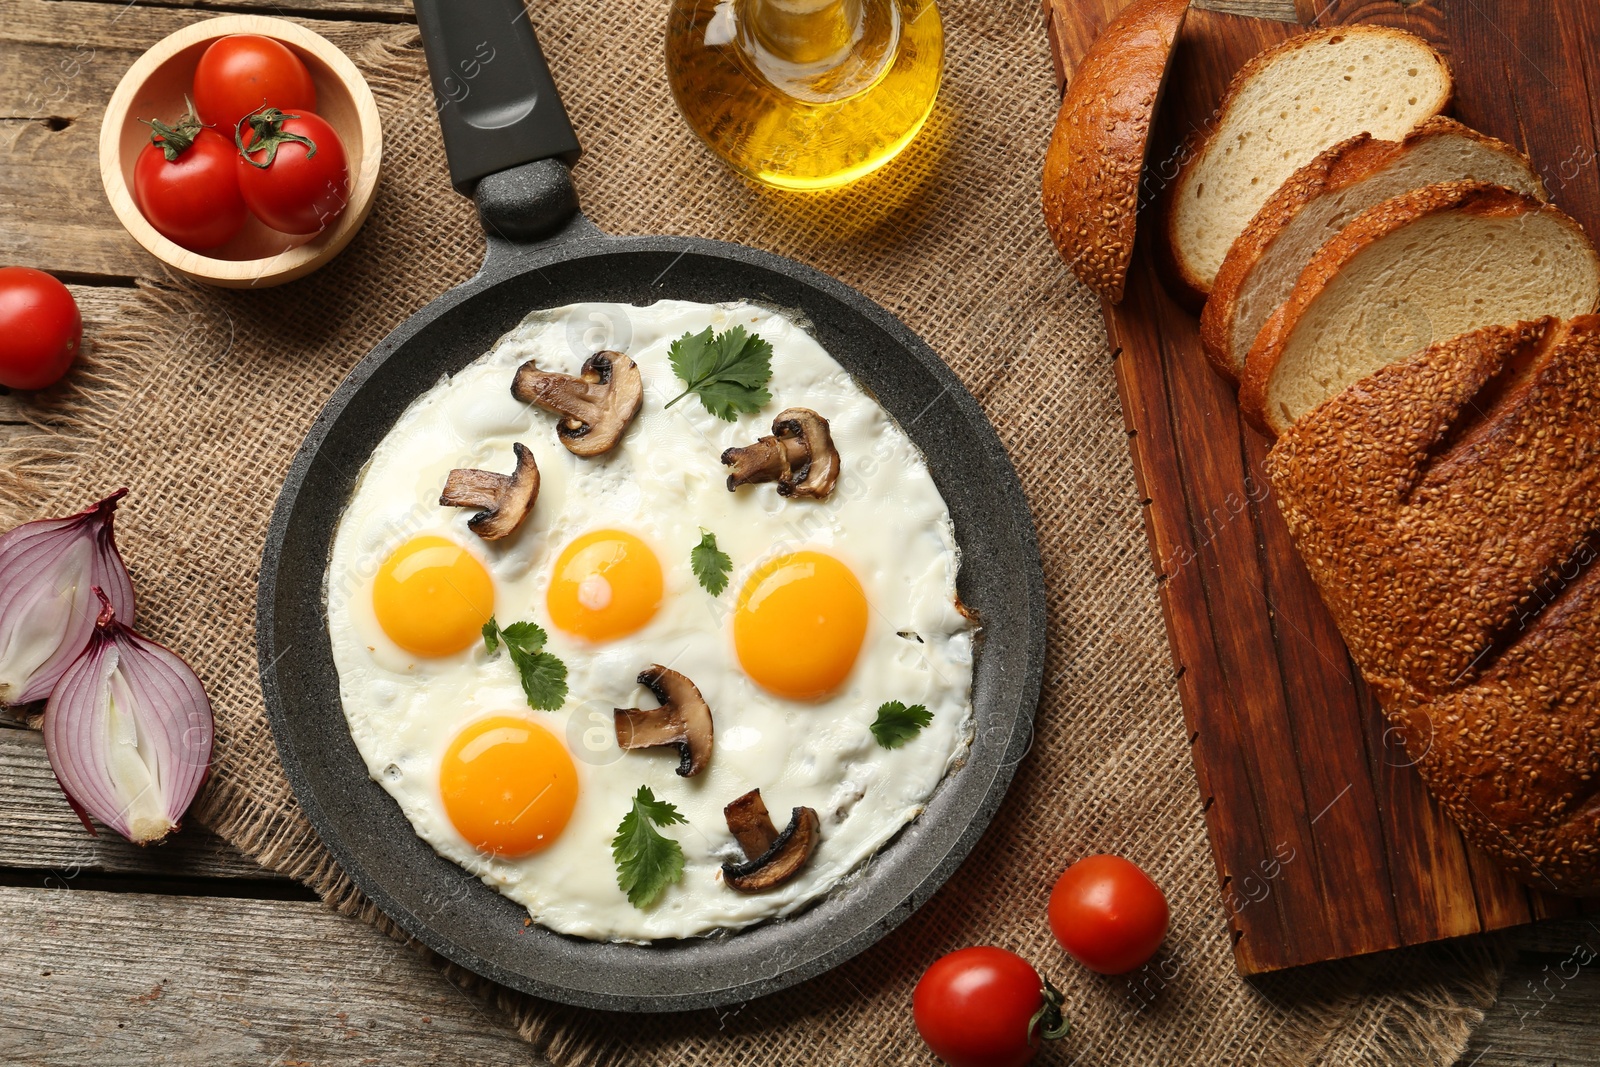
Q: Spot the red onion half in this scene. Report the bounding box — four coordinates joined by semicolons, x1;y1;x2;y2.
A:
0;489;136;706
43;589;213;844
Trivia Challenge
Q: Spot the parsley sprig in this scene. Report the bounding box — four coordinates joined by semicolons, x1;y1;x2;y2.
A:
664;325;774;421
869;700;933;749
690;529;733;595
611;786;686;908
482;617;568;711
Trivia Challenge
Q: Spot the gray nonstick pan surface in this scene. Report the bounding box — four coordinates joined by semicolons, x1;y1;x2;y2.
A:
256;0;1045;1012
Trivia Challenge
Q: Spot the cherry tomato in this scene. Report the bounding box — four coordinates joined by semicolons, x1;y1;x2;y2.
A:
1048;854;1170;975
913;947;1068;1067
0;267;82;391
191;34;316;132
134;107;248;252
236;108;350;235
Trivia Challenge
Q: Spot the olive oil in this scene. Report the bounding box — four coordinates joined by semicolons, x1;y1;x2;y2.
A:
666;0;943;190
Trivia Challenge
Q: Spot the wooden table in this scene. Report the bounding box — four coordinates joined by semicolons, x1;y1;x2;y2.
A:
0;0;1596;1063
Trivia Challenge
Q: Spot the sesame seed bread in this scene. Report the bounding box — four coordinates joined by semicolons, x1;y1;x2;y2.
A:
1267;317;1600;892
1042;0;1189;303
1164;25;1452;304
1239;181;1600;436
1199;117;1546;382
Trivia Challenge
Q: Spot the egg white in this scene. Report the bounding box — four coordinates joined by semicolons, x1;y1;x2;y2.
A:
325;300;974;941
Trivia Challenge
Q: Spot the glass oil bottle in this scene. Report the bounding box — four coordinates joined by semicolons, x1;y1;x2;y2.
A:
666;0;944;191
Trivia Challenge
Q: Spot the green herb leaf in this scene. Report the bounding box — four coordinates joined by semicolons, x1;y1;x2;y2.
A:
690;529;733;596
869;700;933;749
500;620;551;657
482;617;568;711
611;785;686;909
512;650;568;711
665;325;774;421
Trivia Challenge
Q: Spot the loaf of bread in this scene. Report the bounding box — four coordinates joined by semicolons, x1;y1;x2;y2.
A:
1163;25;1452;304
1239;181;1600;435
1267;317;1600;893
1200;117;1545;382
1042;0;1189;303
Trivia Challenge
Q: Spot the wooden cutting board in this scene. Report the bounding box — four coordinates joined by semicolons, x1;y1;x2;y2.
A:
1042;0;1600;975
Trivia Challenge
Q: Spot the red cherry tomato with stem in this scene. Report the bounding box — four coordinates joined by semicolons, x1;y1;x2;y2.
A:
913;946;1070;1067
1049;854;1170;975
134;102;248;252
236;107;350;235
0;267;82;391
192;34;316;132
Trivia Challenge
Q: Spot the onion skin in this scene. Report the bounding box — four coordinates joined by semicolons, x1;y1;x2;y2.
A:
42;590;213;844
0;490;136;706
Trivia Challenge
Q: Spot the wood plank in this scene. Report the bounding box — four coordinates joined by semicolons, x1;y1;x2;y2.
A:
1458;917;1600;1066
1122;2;1426;975
0;724;279;880
0;392;26;426
0;0;402;279
0;284;148;444
0;886;542;1066
1196;0;1296;20
1242;427;1412;959
1049;0;1600;977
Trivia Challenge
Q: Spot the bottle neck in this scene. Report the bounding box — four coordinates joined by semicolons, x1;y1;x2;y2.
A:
731;0;899;103
744;0;866;67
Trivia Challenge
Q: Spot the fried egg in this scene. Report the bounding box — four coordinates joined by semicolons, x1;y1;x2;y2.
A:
325;300;974;941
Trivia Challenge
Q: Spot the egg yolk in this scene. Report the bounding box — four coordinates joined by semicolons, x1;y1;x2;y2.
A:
734;550;868;700
372;535;495;657
546;529;663;642
439;716;578;857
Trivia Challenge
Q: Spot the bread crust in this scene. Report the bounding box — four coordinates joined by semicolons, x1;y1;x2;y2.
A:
1199;117;1544;383
1236;181;1591;435
1267;317;1600;893
1042;0;1189;303
1162;24;1454;306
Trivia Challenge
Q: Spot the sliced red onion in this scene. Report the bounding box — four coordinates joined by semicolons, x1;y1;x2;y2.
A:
43;590;213;844
0;489;136;706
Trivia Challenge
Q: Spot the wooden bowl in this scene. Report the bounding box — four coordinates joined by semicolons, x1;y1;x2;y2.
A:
99;15;382;288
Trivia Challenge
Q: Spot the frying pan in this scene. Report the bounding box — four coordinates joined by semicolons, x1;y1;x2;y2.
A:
257;0;1045;1013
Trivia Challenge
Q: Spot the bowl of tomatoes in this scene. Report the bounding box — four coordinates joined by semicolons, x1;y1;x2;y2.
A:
98;15;382;288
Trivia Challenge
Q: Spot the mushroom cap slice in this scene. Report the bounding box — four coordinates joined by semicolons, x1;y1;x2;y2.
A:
721;407;840;499
511;351;643;458
722;435;789;489
613;665;714;777
438;443;540;540
720;788;822;892
724;787;779;858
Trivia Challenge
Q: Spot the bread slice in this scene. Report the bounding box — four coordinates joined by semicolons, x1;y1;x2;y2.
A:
1239;181;1600;435
1164;25;1452;303
1200;117;1545;381
1266;317;1600;892
1042;0;1189;303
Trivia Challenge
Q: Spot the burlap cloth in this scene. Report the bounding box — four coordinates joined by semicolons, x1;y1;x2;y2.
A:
0;2;1510;1063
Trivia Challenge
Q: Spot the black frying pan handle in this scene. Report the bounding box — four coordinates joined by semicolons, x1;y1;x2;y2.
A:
413;0;582;195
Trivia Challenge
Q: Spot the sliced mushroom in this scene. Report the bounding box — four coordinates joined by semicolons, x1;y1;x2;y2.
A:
720;788;821;892
438;443;540;540
511;351;643;457
613;665;714;777
721;408;840;499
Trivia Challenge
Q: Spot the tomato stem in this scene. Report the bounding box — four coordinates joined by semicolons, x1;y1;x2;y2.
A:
142;96;204;162
1029;976;1072;1045
236;107;318;169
